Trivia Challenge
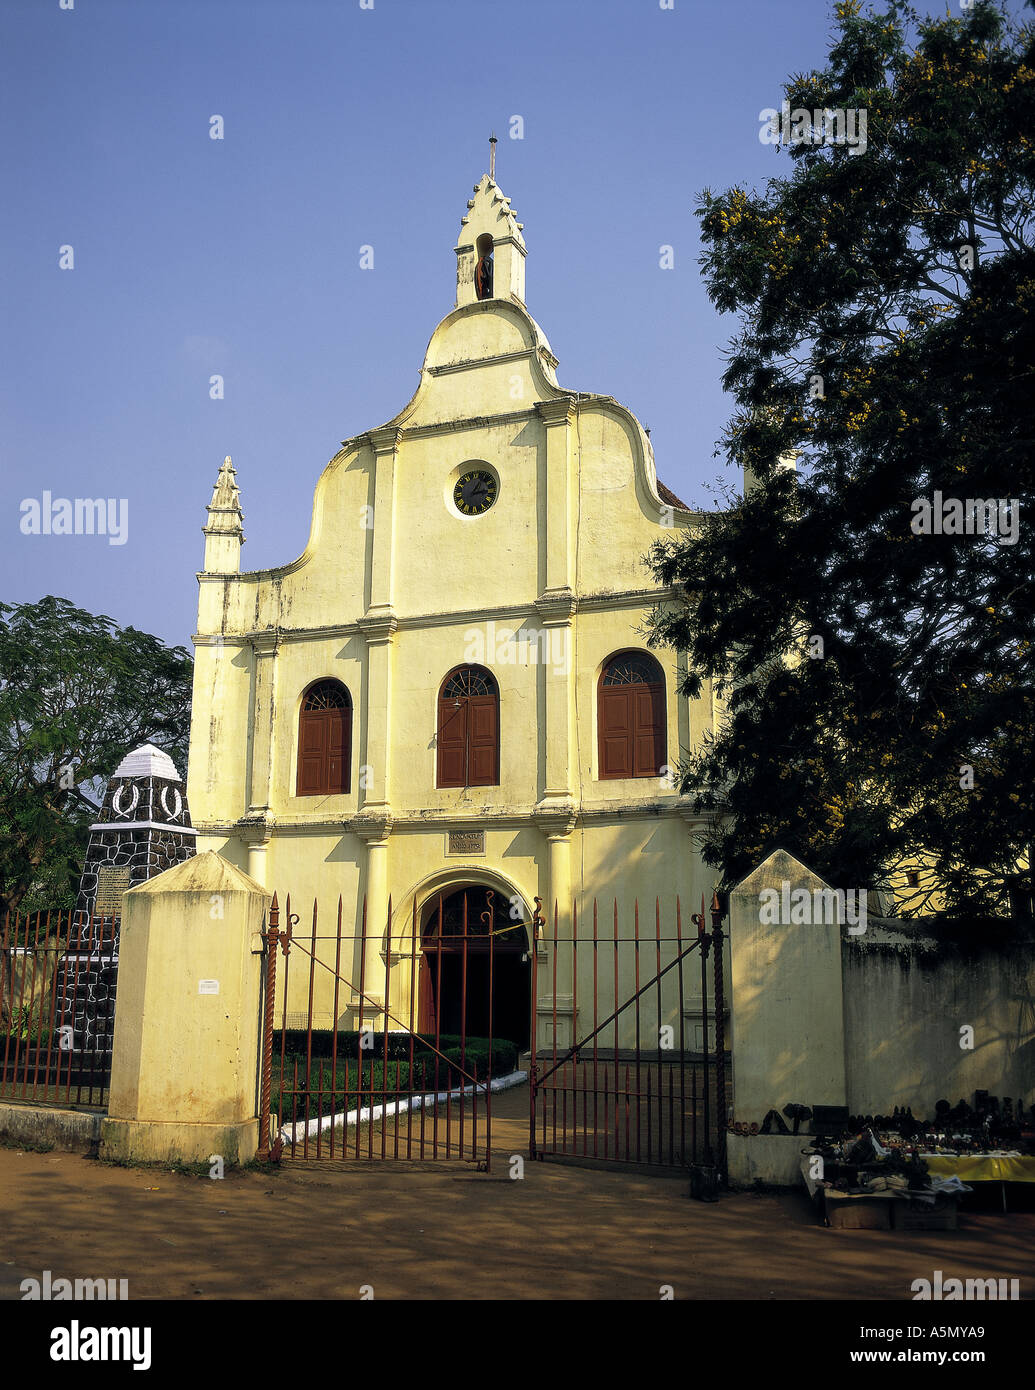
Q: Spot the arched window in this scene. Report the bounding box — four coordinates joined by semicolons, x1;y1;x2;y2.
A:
296;680;352;796
597;651;666;780
437;666;499;788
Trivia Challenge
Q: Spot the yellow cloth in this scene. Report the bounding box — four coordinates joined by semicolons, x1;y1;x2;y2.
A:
920;1154;1035;1183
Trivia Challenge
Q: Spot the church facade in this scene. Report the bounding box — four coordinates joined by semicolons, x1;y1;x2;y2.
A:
186;168;722;1047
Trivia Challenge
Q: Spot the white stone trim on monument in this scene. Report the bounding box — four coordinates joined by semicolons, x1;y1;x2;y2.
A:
111;743;181;782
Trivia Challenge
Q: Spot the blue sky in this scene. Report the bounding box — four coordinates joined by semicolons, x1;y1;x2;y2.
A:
0;0;1011;648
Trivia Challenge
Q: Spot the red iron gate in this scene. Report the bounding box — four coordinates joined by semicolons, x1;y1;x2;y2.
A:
256;890;508;1167
529;894;728;1173
254;888;728;1177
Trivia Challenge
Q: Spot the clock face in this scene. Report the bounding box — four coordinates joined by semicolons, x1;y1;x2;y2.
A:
454;469;498;516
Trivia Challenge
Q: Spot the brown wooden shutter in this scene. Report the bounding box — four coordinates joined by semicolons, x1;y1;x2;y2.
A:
297;710;328;794
297;704;351;795
467;694;499;786
599;688;633;778
632;685;664;777
327;707;350;792
437;700;468;787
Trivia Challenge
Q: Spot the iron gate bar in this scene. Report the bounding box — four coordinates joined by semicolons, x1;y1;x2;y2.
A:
677;898;686;1163
694;897;712;1165
356;892;366;1161
592;901;598;1158
608;895;616;1156
459;892;467;1160
331;896;343;1158
529;899;538;1158
654;900;662;1165
551;901;557;1153
407;897;416;1158
28;910;44;1096
634;900;640;1163
711;892;728;1176
571;899;578;1157
484;892;494;1172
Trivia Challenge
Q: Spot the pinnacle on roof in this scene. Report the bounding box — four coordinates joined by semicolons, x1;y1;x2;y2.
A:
209;455;241;512
205;455;245;538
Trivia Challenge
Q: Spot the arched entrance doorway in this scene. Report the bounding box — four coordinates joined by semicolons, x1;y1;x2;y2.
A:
417;885;531;1050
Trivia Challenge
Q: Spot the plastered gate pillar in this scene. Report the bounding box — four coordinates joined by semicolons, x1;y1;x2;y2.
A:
99;851;269;1166
727;849;848;1188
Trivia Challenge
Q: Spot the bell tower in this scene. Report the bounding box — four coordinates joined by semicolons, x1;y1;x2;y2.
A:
455;143;527;308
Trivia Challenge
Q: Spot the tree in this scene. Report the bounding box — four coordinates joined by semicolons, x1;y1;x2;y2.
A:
0;596;193;922
647;0;1034;920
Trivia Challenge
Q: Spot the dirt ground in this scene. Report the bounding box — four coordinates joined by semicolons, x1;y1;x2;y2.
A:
1;1085;1032;1301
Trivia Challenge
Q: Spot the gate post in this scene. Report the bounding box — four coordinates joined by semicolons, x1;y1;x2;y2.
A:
256;894;282;1159
99;852;269;1166
727;849;848;1188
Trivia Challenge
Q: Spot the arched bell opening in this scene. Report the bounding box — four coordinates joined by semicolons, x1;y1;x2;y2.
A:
474;233;494;300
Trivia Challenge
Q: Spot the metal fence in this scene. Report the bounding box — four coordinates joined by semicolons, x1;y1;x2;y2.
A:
0;909;117;1108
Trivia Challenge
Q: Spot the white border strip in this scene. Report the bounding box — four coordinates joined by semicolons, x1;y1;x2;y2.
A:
87;821;198;834
278;1068;528;1146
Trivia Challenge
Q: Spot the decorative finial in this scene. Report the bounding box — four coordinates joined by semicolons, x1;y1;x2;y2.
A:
489;132;497;181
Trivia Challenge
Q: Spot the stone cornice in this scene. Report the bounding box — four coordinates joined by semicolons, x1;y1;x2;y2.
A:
193;799;712;838
534;805;578;839
341;407;536;452
353;809;394;842
368;425;404;454
426;348;536;378
235;814;272;845
358;608;399;644
535;588;578;625
535;397;576;427
190;588;681;648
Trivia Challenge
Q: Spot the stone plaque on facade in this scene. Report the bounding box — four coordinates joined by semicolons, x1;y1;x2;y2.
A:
447;830;485;856
94;866;131;917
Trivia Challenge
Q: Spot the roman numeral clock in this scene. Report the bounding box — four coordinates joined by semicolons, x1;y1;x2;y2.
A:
453;468;497;515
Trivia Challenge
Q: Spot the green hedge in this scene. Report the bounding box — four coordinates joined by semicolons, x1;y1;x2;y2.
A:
271;1037;518;1123
274;1030;516;1065
2;1002;53;1045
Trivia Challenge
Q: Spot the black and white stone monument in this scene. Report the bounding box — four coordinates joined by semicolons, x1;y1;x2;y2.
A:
58;744;197;1054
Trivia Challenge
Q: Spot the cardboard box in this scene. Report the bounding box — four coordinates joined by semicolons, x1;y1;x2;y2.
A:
823;1191;893;1230
890;1196;958;1231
